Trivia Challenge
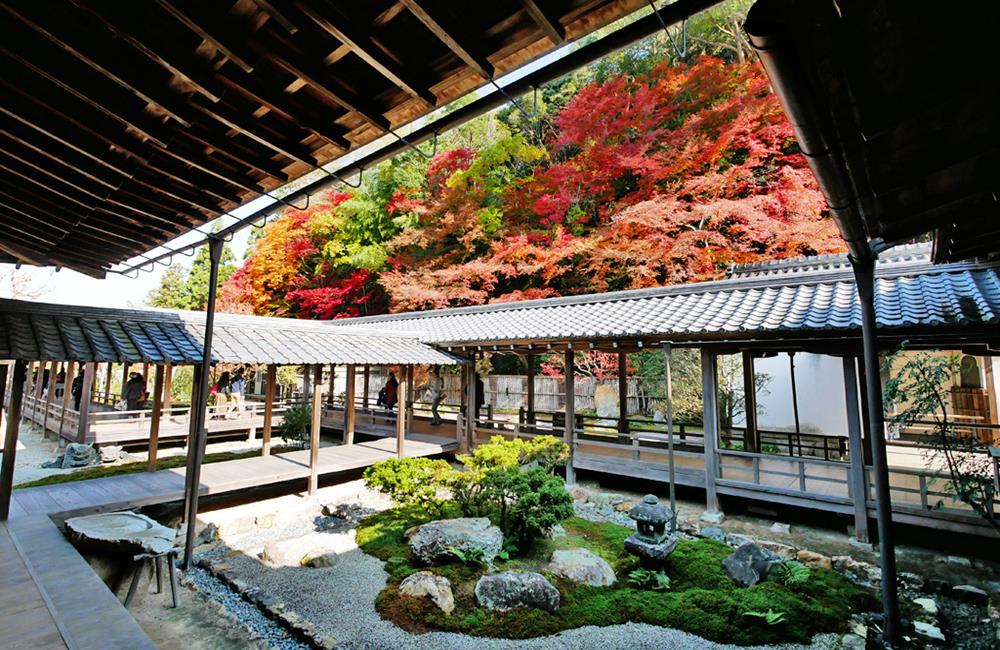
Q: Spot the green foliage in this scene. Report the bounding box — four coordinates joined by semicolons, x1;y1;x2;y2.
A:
478;467;574;548
451;435;569;517
277;404;312;447
627;568;671;591
883;348;999;534
770;561;810;588
447;545;488;566
363;457;452;511
742;609;786;625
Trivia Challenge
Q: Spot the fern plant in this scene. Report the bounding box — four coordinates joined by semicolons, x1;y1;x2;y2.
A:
743;609;786;625
771;560;810;588
627;568;671;591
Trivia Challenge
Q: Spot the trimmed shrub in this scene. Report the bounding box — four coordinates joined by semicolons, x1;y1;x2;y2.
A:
363;457;452;511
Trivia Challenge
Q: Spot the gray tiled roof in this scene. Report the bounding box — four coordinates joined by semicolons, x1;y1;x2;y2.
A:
333;257;1000;346
0;300;463;365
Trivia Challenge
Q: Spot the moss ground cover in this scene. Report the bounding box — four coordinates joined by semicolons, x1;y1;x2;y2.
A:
358;505;879;644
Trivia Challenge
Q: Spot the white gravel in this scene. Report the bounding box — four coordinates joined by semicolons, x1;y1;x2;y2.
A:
193;485;840;650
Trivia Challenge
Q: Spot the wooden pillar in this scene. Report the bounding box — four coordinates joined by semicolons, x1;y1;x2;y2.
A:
77;363;96;444
843;355;870;544
262;364;276;456
103;362;112;403
362;365;370;410
32;362;44;419
617;351;628;433
308;365;322;494
789;352;802;456
162;365;173;413
121;363;130;397
396;365;409;457
344;365;356;445
525;353;535;424
465;362;477;450
147;365;166;472
1;360;28;520
405;365;415;432
58;361;76;439
302;366;312;403
564;349;576;485
742;351;759;453
42;360;58;433
700;349;723;522
662;342;678;528
327;364;336;405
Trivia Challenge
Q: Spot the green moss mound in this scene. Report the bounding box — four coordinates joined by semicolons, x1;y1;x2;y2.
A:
357;505;879;645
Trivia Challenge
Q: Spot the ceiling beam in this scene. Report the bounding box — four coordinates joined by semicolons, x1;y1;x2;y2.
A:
153;0;256;73
252;32;392;132
520;0;565;45
249;0;299;34
399;0;494;80
294;2;438;107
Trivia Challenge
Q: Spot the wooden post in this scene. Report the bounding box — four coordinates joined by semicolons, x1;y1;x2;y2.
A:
302;366;312;403
147;365;166;472
77;363;96;444
327;364;336;404
700;349;723;522
308;365;322;494
58;361;76;439
465;362;477;450
362;365;370;410
162;365;173;413
33;362;44;420
843;356;870;543
564;349;576;485
42;360;58;433
742;351;759;453
344;365;356;445
789;352;802;456
406;365;415;432
262;365;276;456
121;363;130;398
103;362;112;403
396;365;409;457
617;351;628;433
662;342;677;529
1;360;28;520
525;353;535;424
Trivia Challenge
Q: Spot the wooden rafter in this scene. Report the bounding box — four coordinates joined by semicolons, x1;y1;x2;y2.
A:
400;0;495;80
520;0;566;44
294;2;438;107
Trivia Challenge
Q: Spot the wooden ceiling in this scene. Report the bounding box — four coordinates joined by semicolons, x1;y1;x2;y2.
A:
0;0;647;277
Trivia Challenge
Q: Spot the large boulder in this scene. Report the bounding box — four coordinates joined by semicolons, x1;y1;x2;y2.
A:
399;571;455;615
722;543;781;587
408;517;502;565
65;512;175;555
475;571;560;612
547;548;616;586
61;443;100;469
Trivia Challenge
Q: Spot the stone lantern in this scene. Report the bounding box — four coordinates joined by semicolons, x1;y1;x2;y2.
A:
624;494;677;567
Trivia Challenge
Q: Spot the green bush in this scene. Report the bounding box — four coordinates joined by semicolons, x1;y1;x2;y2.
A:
277;404;312;447
479;466;574;548
363;457;453;511
450;435;569;517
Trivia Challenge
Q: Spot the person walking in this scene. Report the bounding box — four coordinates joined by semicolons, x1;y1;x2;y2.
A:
212;371;231;420
228;367;245;418
71;373;83;411
384;371;399;411
425;367;444;425
122;371;146;412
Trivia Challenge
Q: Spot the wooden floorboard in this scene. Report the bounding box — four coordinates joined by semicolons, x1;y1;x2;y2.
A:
0;523;65;650
6;516;156;649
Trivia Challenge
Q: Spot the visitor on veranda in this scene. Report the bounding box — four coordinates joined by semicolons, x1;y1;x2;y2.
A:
122;371;146;413
384;371;399;411
212;370;231;420
422;366;444;425
71;373;83;411
228;367;245;418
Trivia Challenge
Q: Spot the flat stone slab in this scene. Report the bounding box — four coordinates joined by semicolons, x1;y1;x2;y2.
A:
65;511;175;555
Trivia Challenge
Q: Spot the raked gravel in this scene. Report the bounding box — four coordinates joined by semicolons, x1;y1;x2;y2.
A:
209;544;838;650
